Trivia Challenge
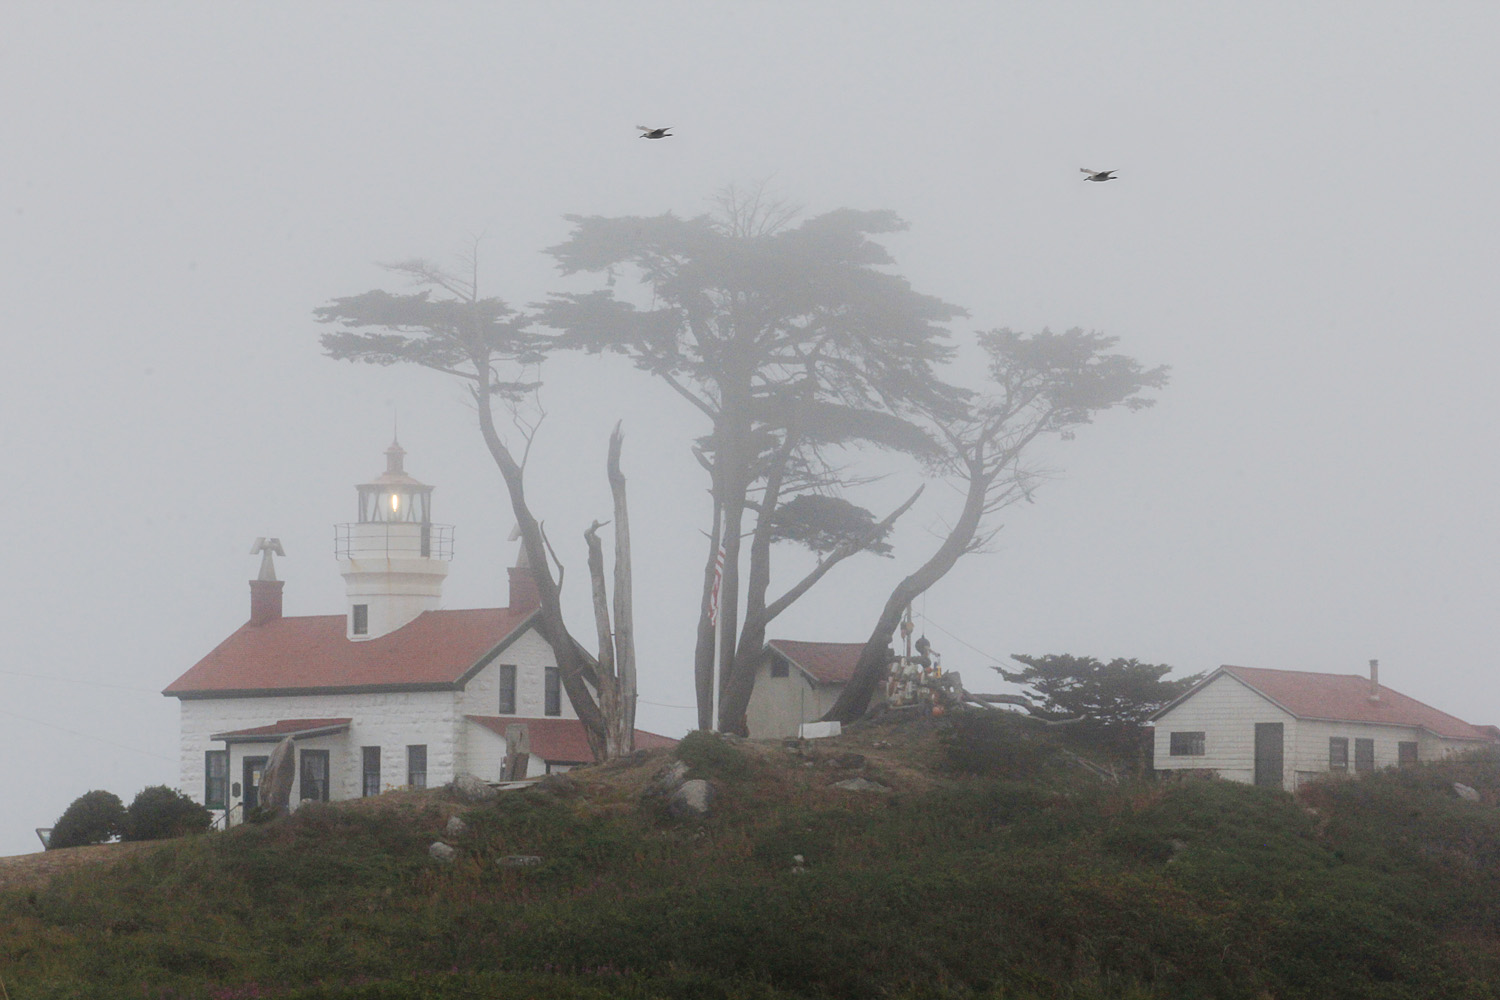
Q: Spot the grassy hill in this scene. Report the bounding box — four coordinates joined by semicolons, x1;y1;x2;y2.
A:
7;713;1500;999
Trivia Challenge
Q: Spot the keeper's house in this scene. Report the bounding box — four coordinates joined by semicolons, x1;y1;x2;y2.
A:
1149;661;1496;790
163;441;672;826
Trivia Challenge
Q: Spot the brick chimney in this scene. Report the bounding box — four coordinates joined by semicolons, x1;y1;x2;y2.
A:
249;537;285;625
508;566;540;613
249;579;284;625
1368;658;1380;702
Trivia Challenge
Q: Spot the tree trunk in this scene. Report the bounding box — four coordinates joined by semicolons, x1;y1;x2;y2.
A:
825;453;995;723
584;521;625;758
607;424;637;749
474;379;608;761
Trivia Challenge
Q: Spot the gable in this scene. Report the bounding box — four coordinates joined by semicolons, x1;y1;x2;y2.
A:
766;640;864;685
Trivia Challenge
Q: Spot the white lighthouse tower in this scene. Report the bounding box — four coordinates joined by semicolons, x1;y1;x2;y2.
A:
335;439;453;640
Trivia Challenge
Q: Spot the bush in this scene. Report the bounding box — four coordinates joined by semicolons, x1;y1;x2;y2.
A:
48;789;126;849
123;784;212;841
939;710;1062;778
674;730;751;781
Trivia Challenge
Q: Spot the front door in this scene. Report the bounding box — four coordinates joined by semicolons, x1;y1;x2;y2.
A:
1254;723;1284;789
243;756;268;811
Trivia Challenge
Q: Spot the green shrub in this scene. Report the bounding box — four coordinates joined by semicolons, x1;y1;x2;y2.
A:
48;789;126;849
123;785;211;841
939;710;1062;778
675;730;751;781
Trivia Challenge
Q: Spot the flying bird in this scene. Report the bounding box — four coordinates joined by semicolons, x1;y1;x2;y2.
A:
637;126;673;139
1080;168;1118;182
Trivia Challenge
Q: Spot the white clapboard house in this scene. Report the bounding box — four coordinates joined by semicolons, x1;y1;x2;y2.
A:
1149;662;1496;790
744;639;862;739
163;441;673;825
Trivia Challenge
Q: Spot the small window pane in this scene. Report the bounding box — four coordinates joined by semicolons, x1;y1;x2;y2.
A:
1329;737;1349;771
545;667;561;717
407;745;427;789
204;750;228;810
352;604;368;636
362;746;381;797
499;664;517;714
1169;731;1206;756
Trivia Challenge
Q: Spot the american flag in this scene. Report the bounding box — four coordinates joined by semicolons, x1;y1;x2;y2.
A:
708;542;726;626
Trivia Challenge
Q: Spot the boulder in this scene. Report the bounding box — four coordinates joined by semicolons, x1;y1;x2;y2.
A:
498;855;544;868
445;815;467;838
833;777;891;793
643;760;689;800
666;779;716;819
428;842;456;863
1454;782;1481;802
260;737;297;815
532;773;580;799
446;773;499;803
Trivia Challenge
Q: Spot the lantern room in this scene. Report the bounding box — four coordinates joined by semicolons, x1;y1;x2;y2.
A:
357;440;433;524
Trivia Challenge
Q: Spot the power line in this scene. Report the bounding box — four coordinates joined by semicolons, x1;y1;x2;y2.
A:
0;707;176;763
0;666;161;695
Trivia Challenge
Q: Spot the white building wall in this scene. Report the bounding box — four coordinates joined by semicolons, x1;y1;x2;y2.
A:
178;688;464;815
1153;674;1296;785
745;657;845;739
1155;674;1489;790
457;628;575;720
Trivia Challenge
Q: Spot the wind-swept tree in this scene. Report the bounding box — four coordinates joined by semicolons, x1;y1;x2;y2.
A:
539;190;967;732
315;257;624;759
826;328;1170;722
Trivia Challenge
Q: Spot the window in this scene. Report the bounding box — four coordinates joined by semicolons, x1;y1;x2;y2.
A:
1328;737;1349;771
299;749;330;802
204;750;228;809
362;746;381;797
499;664;517;714
407;745;427;789
771;658;789;678
1169;731;1205;756
1355;738;1375;773
1398;741;1418;768
352;604;368;636
544;667;561;716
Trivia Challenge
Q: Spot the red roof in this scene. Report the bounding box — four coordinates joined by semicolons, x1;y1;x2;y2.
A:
164;608;535;697
1168;665;1493;741
766;639;864;684
466;716;678;764
211;718;352;742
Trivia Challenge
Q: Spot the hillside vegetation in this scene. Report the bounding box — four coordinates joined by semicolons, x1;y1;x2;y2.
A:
7;714;1500;999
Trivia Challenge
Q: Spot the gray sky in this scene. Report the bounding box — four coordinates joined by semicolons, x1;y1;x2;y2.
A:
3;2;1498;856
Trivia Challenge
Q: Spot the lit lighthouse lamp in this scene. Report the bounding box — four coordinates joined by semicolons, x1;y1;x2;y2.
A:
336;438;452;640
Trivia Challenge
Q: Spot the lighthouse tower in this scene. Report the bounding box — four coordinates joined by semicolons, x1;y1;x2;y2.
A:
335;439;453;640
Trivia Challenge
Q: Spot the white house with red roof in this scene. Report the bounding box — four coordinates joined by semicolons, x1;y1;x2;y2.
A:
163;442;673;824
745;639;863;739
1149;661;1496;790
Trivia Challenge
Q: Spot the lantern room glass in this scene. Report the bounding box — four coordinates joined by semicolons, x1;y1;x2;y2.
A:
358;485;431;524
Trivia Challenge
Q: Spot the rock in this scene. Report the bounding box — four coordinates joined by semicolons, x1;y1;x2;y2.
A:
445;815;467;838
498;855;544;868
833;777;890;793
532;773;580;799
827;753;867;770
260;736;297;815
666;779;717;819
643;760;690;800
790;853;807;873
447;773;499;803
1454;782;1481;802
428;842;456;863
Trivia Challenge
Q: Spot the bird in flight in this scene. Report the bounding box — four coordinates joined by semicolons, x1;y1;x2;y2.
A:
1080;168;1118;182
637;126;673;139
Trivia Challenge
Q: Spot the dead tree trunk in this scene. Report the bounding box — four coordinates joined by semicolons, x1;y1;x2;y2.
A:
583;425;636;759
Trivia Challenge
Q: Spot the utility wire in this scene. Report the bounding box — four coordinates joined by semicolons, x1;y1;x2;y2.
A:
0;707;175;763
0;666;161;695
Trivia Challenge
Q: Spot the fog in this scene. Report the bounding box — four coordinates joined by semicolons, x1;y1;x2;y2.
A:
3;3;1498;856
